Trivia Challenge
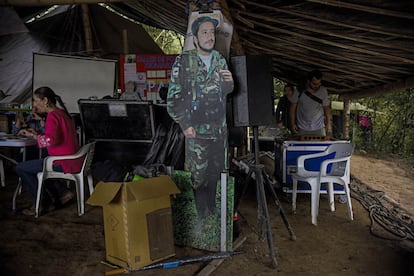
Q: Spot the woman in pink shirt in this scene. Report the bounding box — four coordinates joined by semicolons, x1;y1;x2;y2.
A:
17;86;82;216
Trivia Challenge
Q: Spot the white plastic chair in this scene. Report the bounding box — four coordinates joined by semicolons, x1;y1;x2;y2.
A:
35;142;96;218
291;142;355;225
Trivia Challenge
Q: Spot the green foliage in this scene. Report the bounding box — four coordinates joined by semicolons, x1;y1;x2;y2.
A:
273;78;284;97
170;171;234;251
350;119;373;152
273;78;287;106
141;24;184;54
351;88;414;162
99;4;183;54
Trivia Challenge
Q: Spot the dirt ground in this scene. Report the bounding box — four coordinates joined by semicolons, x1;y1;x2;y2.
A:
1;153;413;276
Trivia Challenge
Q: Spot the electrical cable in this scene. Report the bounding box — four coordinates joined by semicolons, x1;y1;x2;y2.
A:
350;176;414;243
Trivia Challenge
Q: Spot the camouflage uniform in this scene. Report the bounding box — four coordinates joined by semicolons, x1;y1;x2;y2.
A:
167;48;233;218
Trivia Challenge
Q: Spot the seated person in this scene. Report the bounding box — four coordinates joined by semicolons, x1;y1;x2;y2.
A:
12;109;47;160
120;80;142;100
12;110;45;136
158;86;168;104
17;87;79;215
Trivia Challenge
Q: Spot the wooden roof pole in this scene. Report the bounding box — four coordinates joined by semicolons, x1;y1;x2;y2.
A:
244;39;389;85
340;76;414;100
343;100;350;140
122;29;129;54
239;11;414;54
243;0;414;40
0;0;124;6
243;12;414;65
306;0;414;20
238;25;410;75
81;3;93;53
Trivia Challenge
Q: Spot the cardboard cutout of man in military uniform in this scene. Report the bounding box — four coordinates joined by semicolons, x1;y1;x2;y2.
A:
167;15;234;249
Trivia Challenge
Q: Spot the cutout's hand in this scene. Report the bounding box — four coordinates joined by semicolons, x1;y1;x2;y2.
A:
219;69;233;82
183;127;196;138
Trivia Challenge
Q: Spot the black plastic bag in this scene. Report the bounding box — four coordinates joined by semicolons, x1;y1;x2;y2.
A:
92;160;129;182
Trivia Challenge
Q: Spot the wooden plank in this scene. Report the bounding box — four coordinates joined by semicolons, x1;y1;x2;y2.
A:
242;0;414;39
81;4;93;53
239;9;414;53
340;75;414;100
197;236;247;276
306;0;414;20
240;12;414;65
343;99;350;140
237;25;411;75
0;0;124;6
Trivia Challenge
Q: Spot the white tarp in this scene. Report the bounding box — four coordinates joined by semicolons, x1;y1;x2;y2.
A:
0;5;162;106
0;7;48;104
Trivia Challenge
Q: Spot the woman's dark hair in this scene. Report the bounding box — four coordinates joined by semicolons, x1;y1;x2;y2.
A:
159;86;168;101
33;86;70;116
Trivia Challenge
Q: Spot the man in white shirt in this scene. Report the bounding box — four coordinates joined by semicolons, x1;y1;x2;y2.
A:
289;69;332;136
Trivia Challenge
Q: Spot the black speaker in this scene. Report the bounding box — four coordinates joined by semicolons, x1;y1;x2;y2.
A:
230;55;274;127
226;97;245;147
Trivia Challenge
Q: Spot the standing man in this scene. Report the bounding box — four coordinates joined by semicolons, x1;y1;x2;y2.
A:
167;16;234;220
289;69;332;136
275;83;295;130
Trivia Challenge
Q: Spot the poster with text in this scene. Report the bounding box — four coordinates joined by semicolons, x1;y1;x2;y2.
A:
120;54;177;101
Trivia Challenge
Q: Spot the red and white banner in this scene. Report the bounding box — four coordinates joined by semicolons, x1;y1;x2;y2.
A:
120;54;177;101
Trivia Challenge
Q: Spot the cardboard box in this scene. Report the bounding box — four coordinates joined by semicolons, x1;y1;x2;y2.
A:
87;175;180;269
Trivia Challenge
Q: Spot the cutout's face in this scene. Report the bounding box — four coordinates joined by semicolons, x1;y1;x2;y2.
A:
194;21;216;55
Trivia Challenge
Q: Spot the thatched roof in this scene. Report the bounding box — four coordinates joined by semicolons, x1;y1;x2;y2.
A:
2;0;414;100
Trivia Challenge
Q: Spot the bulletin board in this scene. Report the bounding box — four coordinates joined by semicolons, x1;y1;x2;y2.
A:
119;54;177;102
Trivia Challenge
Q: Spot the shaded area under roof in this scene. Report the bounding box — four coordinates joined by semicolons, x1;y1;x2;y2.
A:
106;0;414;100
0;4;162;103
2;0;414;100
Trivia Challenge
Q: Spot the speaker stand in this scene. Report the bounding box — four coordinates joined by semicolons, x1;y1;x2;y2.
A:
234;125;296;268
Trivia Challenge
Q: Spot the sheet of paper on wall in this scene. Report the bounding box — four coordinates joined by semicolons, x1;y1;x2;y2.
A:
124;63;138;83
